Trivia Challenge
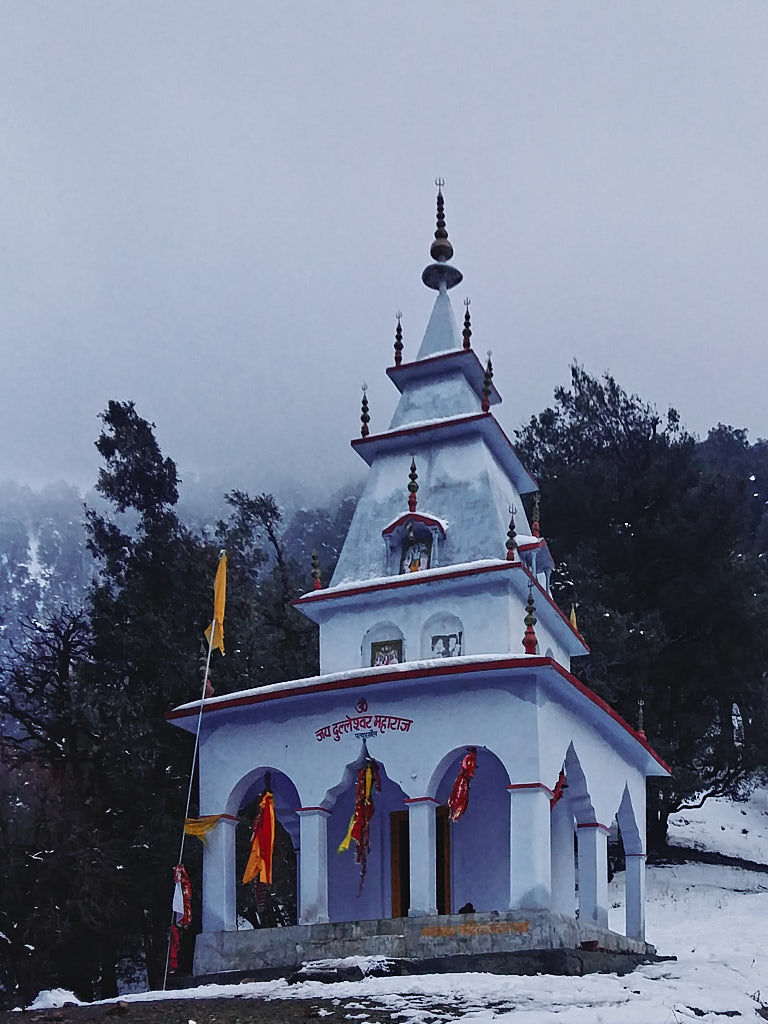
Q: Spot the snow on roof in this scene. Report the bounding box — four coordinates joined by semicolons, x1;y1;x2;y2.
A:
299;557;508;598
170;650;543;715
167;651;666;773
351;412;538;494
381;510;449;536
296;557;586;654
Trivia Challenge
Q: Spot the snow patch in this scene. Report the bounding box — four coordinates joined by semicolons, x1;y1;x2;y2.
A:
28;989;82;1009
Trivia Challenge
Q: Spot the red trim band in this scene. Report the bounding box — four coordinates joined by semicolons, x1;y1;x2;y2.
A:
577;822;611;832
167;655;669;774
506;782;555;799
382;513;446;538
386;349;502;405
296;560;516;603
350;412;538;492
296;806;331;815
403;796;440;805
295;559;588;653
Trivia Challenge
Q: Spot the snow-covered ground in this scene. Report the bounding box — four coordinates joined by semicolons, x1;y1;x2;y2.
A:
31;790;768;1022
668;785;768;864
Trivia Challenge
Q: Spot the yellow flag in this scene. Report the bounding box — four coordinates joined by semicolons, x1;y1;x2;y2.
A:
184;814;226;842
204;552;227;655
569;603;578;632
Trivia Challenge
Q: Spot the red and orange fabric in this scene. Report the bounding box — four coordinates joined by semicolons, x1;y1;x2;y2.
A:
550;769;567;810
338;758;381;887
242;791;276;885
447;747;477;822
172;863;192;928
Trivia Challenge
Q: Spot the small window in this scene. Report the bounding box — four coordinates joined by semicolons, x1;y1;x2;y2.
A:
371;639;404;666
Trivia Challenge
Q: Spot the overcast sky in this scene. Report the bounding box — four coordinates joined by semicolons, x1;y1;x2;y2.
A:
3;2;768;500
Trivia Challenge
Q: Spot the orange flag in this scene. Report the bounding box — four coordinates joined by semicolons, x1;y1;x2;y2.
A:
204;552;227;655
242;792;276;885
569;603;578;632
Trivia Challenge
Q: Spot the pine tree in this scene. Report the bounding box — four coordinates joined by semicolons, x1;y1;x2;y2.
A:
516;365;768;847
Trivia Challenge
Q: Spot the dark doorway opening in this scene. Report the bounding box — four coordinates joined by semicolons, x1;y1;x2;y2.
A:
390;805;452;918
436;804;451;915
390;809;409;917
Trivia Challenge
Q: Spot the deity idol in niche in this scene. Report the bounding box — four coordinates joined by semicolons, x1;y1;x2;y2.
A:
431;632;463;658
400;524;432;573
371;640;403;666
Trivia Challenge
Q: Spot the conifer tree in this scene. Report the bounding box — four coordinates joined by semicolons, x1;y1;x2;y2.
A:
516;365;768;847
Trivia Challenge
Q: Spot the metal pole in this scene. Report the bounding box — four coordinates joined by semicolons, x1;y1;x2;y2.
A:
161;557;222;991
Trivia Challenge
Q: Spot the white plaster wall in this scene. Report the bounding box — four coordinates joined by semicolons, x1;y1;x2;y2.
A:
331;438;532;586
318;578;570;675
536;691;648;841
197;675;542;822
389;371;480;429
318;582;521;674
194;667;654;929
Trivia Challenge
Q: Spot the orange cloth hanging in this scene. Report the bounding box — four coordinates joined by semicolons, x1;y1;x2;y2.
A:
242;792;276;885
183;814;226;842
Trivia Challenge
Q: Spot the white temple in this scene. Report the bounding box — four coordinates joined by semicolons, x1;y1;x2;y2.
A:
169;188;670;975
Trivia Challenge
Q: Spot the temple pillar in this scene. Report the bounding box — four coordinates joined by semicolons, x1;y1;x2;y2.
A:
550;797;576;917
405;797;438;917
577;822;609;928
201;815;237;932
625;853;646;940
508;785;551;909
297;807;331;924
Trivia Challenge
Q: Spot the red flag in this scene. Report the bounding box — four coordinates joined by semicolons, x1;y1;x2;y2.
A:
448;748;477;822
242;792;276;885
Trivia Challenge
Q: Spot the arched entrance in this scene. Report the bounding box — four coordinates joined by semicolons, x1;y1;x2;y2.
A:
430;745;511;914
325;754;409;923
228;767;300;929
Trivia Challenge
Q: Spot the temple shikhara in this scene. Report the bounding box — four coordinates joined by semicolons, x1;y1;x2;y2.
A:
168;187;670;975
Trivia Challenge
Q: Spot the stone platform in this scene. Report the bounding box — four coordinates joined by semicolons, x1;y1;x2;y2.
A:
193;910;654;976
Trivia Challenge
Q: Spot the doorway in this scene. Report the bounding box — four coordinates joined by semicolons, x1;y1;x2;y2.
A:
389;805;451;918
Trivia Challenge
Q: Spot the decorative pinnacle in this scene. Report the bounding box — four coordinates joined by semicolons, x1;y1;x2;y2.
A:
394;311;404;366
531;492;541;537
422;180;463;291
408;456;419;513
430;178;454;263
462;297;472;350
481;352;494;412
360;384;370;438
523;581;538;655
506;505;518;561
311;550;322;591
637;698;646;739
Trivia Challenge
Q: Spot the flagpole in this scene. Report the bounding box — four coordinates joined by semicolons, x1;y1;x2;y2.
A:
162;549;224;991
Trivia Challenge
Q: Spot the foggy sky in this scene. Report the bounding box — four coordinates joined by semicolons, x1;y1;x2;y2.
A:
3;2;768;500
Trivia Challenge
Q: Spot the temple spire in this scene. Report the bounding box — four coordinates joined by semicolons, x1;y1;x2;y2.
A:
311;551;322;591
462;298;472;350
481;353;494;413
523;582;538;655
393;312;404;366
408;457;419;512
422;180;463;292
505;506;518;561
531;492;541;537
360;384;370;438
